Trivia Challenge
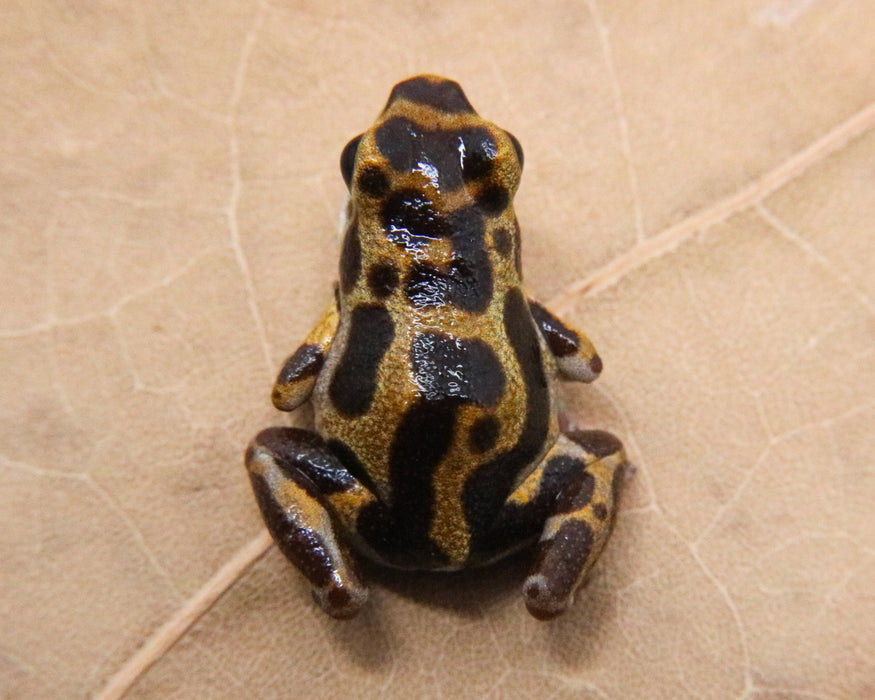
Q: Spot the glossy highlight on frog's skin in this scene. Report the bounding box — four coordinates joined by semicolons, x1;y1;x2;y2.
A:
245;75;628;620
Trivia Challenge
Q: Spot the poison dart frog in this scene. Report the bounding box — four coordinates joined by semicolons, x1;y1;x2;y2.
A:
245;75;627;620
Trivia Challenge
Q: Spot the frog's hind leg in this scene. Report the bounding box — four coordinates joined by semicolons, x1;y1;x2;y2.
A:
523;430;627;619
245;427;378;619
474;430;627;619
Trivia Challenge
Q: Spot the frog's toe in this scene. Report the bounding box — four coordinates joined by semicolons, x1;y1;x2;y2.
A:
313;579;369;620
522;573;571;620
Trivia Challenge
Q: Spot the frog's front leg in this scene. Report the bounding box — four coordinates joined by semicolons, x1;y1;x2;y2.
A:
528;298;603;383
245;427;380;618
271;303;339;411
479;430;627;620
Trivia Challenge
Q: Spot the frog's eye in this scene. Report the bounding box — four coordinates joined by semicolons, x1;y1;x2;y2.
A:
340;134;363;187
505;130;524;170
460;129;498;182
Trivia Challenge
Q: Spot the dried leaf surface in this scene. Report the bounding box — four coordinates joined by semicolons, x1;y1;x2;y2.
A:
2;1;873;698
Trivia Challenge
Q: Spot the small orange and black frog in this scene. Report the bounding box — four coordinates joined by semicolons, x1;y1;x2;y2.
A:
246;75;627;620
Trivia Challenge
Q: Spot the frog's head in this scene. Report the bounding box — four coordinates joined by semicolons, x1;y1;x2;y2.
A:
340;75;524;217
336;77;525;307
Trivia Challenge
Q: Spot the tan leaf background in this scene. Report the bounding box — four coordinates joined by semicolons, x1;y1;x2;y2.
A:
2;1;874;698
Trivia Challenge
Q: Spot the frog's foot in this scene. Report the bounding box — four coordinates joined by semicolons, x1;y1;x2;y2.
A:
522;430;627;620
528;298;603;383
245;427;377;619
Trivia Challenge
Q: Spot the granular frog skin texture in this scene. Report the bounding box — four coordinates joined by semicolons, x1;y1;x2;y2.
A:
245;75;627;620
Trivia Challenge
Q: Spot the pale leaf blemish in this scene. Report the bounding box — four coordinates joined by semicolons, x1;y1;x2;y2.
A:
753;0;820;28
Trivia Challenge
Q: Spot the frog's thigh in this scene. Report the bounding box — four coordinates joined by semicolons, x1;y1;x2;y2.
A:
520;430;627;620
245;427;376;619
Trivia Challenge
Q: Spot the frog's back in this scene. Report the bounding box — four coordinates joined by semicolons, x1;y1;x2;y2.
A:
311;76;558;567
